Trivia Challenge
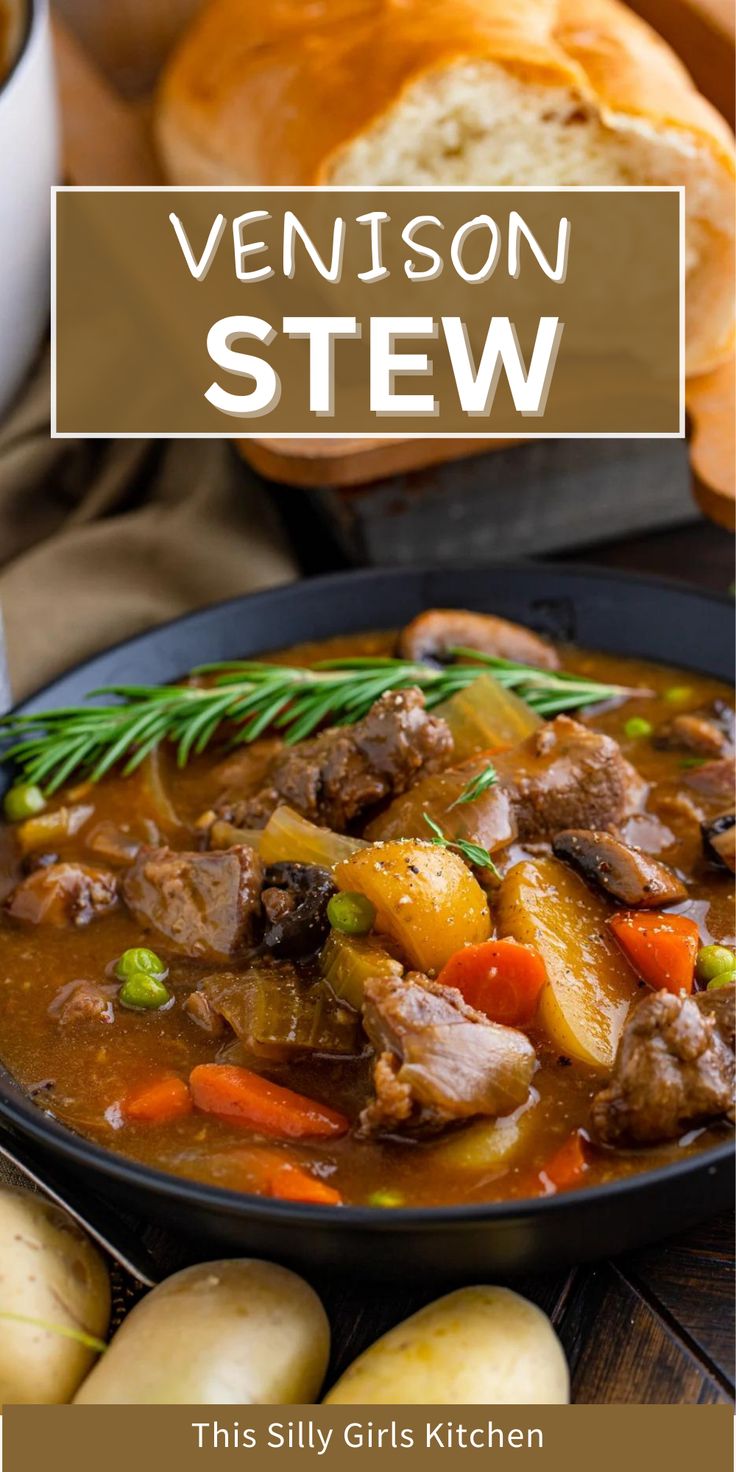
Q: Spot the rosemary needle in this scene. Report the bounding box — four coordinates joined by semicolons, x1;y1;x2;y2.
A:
0;654;637;795
423;814;501;880
447;761;498;810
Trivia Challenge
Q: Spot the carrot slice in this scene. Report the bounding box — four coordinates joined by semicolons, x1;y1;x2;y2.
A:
609;911;699;994
189;1063;349;1140
267;1163;342;1206
438;938;547;1027
122;1074;192;1125
540;1132;589;1192
215;1147;343;1205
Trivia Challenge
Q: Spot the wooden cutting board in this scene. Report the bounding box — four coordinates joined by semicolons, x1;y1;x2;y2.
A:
52;7;734;526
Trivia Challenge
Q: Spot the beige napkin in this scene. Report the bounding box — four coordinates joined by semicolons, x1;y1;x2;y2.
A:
0;353;298;703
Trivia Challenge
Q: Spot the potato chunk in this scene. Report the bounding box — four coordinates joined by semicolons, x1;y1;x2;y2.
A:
335;840;491;974
497;857;640;1069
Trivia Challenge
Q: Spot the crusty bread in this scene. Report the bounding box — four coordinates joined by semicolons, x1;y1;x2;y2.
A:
156;0;735;375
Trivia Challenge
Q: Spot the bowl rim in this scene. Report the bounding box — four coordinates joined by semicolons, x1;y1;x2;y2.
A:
10;557;736;715
1;558;733;1227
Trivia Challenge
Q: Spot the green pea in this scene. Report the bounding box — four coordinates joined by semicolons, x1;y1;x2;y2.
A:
624;717;653;739
114;946;167;982
367;1188;406;1209
3;784;46;823
119;972;172;1011
327;891;377;936
707;972;736;991
696;945;736;985
664;686;693;704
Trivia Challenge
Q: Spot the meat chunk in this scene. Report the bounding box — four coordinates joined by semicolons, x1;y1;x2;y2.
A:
398;608;559;670
492;716;643;841
49;980;115;1026
122;844;263;961
684;756;736;801
590;986;735;1147
700;984;736;1053
183;989;227;1037
191;962;359;1059
654;700;734;758
702;812;736;873
359;972;536;1137
552;829;687;907
5;862;118;928
221;688;453;832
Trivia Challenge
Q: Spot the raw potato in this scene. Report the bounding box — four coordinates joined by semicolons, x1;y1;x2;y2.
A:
335;840;491;974
0;1188;110;1406
498;857;640;1069
325;1286;569;1404
74;1259;329;1404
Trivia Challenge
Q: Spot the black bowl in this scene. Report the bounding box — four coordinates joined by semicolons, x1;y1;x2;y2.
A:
1;563;733;1278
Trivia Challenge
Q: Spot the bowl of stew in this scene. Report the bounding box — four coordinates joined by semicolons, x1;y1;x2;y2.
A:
0;563;733;1277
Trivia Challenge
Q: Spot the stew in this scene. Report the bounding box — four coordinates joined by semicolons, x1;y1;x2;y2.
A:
0;610;733;1208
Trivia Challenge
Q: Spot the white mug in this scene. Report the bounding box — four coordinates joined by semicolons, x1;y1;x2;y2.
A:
0;0;58;419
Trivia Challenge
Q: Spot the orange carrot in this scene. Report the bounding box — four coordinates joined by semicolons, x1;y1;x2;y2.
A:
267;1163;343;1206
190;1063;349;1140
609;911;699;994
122;1074;192;1125
216;1147;343;1205
540;1132;589;1193
438;938;547;1027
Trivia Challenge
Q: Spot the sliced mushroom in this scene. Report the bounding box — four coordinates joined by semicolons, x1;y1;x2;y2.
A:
398;609;559;670
261;861;336;959
654;700;734;758
702;812;736;873
552;828;687;907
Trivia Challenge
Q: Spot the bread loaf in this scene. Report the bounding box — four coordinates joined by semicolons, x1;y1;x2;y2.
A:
157;0;735;375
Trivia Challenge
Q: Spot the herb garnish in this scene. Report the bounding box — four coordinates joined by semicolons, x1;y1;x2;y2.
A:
423;814;501;879
447;761;498;810
0;653;639;795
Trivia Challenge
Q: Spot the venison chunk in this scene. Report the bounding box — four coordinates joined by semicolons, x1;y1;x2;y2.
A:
552;828;686;907
492;716;643;841
654;700;734;758
359;972;536;1137
6;862;118;928
49;980;115;1026
591;986;735;1147
221;688;453;832
122;844;263;961
684;756;736;802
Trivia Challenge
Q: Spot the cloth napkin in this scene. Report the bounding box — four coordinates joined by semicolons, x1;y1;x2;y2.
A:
0;352;298;705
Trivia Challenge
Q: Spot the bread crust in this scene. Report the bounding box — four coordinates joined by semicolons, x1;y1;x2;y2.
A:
156;0;735;371
157;0;735;185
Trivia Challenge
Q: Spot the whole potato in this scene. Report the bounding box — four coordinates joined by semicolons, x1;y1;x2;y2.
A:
0;1187;110;1405
324;1286;569;1404
75;1259;329;1404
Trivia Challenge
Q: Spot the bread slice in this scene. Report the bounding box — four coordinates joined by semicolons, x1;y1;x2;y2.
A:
157;0;735;375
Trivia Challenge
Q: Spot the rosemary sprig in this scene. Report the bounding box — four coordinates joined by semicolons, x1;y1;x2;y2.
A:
0;654;637;795
423;814;501;879
447;761;498;810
